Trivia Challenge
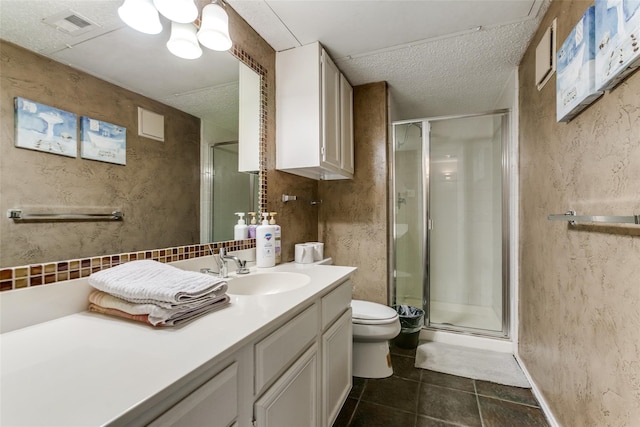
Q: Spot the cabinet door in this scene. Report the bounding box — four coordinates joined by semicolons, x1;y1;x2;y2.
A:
339;75;354;175
148;362;238;427
321;50;341;170
255;344;318;427
322;309;352;427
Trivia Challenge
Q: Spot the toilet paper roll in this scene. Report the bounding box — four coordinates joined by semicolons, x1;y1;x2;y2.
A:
295;243;315;264
305;242;324;261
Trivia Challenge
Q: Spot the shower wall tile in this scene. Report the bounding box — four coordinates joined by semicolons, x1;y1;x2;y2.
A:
518;0;640;425
319;82;388;304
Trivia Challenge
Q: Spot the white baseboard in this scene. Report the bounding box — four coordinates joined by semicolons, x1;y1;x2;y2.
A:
513;353;559;427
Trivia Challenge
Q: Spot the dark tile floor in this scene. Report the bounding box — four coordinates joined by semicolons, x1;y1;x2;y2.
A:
335;344;550;427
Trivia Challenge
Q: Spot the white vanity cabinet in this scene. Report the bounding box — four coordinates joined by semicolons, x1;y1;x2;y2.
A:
0;263;356;427
148;362;239;427
276;41;354;180
253;279;353;427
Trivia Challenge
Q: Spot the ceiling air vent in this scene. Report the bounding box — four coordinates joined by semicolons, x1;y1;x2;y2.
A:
42;9;100;37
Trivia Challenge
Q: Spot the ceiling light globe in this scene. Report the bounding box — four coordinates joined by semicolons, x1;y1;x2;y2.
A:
197;2;232;51
153;0;198;24
167;22;203;59
118;0;162;34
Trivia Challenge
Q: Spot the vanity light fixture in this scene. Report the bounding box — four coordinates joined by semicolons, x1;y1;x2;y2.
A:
118;0;232;58
167;22;203;59
153;0;198;24
197;0;232;51
117;0;162;35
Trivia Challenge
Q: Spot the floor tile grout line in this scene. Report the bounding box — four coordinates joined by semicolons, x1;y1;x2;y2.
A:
475;392;541;409
474;380;487;427
356;398;419;416
419;380;477;396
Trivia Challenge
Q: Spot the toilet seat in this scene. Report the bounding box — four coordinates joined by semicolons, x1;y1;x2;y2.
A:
351;300;398;325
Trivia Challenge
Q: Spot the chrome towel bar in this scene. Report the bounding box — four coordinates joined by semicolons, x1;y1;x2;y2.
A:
547;210;640;225
7;209;124;221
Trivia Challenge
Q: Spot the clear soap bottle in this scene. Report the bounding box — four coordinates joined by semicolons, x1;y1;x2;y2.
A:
248;212;258;239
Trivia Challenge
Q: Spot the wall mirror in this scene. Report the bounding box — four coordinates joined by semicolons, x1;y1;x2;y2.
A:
0;1;265;268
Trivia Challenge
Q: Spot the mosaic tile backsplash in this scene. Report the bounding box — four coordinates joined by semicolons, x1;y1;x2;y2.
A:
0;239;256;292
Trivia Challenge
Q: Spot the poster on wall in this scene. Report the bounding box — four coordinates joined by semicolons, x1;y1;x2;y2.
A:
557;6;602;122
80;116;126;165
595;0;640;91
14;97;77;158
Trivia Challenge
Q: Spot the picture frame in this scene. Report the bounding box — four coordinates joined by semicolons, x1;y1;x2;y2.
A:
595;0;640;91
556;6;602;122
80;116;126;165
14;97;77;158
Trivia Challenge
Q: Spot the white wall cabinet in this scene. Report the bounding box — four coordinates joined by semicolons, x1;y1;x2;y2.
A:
276;42;354;180
238;62;261;173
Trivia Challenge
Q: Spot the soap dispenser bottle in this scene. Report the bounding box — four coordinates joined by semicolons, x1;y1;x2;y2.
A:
234;212;248;240
248;212;258;239
256;212;276;268
269;212;282;264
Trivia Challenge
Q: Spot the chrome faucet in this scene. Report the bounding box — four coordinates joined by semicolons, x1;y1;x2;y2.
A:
219;248;250;276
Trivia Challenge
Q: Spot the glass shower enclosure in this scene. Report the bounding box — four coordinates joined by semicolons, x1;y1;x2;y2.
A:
390;111;510;338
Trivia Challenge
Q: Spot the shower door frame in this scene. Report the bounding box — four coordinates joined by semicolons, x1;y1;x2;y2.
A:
389;110;511;339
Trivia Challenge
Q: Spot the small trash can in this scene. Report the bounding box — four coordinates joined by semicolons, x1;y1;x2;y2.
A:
392;305;425;349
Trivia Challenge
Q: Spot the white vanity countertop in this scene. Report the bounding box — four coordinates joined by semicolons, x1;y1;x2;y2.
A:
0;261;355;427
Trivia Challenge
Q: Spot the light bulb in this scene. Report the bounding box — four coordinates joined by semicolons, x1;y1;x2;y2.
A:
197;1;232;51
167;22;202;59
118;0;162;35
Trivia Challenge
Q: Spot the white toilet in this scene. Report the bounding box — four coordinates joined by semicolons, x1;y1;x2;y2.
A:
351;299;401;378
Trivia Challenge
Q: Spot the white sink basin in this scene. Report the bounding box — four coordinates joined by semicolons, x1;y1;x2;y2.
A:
226;272;311;296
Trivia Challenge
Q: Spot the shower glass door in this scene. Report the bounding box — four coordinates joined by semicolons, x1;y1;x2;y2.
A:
392;122;426;309
391;112;509;337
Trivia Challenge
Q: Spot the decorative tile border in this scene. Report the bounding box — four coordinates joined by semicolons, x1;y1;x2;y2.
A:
0;239;256;292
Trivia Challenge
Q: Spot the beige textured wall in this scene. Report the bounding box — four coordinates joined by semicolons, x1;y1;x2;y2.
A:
518;1;640;425
319;82;388;303
0;41;201;267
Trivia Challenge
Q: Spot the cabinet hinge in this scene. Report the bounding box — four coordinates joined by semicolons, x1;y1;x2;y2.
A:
252;419;257;427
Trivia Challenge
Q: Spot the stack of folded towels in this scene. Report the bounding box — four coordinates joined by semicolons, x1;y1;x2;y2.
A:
88;260;229;327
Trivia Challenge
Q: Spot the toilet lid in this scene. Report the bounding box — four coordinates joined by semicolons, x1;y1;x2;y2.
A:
351;300;398;321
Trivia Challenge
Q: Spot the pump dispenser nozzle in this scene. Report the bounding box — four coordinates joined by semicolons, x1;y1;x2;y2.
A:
269;212;277;225
248;212;257;225
261;212;270;225
235;212;246;224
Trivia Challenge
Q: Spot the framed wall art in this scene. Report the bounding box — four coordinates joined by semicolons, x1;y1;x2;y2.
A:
14;97;77;157
595;0;640;91
80;116;126;165
557;6;602;122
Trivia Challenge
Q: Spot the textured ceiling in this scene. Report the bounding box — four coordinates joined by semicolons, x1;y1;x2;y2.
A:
0;0;551;121
228;0;551;119
0;0;239;122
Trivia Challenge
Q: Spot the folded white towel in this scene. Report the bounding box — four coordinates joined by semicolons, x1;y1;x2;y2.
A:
88;260;227;307
89;290;230;326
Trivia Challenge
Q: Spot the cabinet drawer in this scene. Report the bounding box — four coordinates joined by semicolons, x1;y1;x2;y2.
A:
321;279;352;329
148;362;237;427
255;303;319;394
